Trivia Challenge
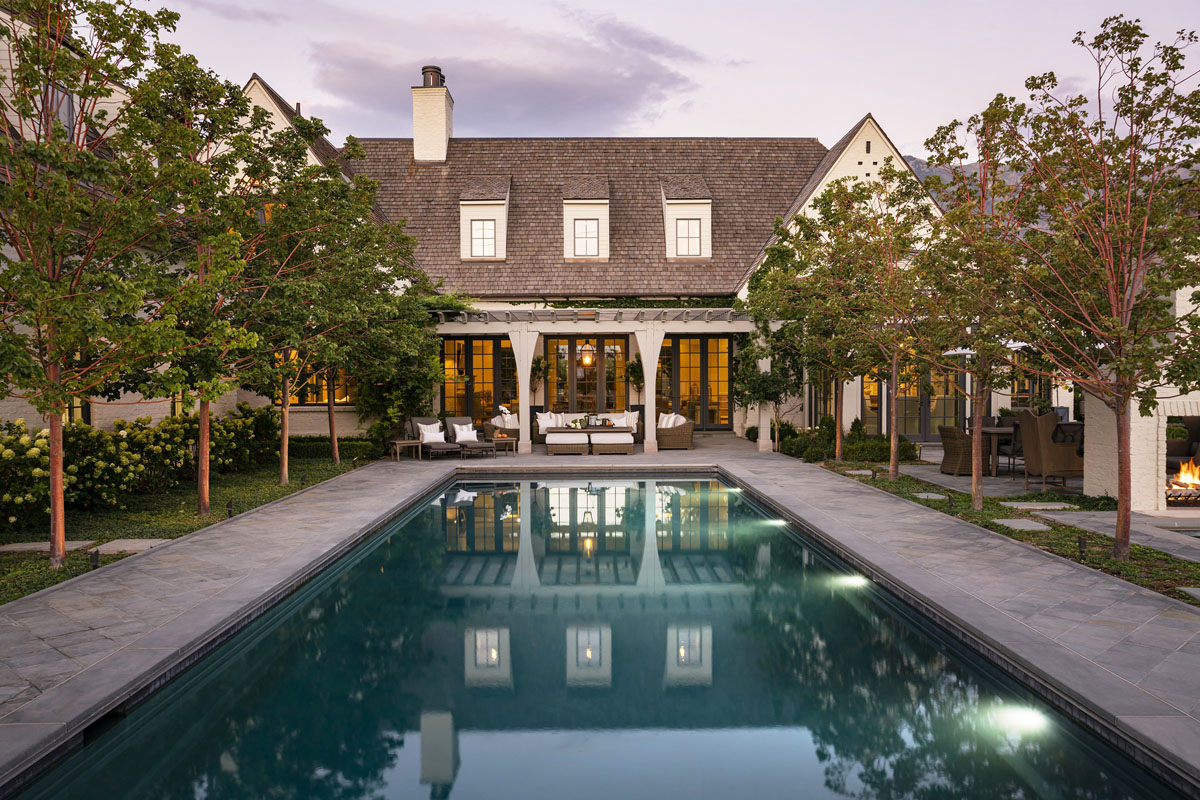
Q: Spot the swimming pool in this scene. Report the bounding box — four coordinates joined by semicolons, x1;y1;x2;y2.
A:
18;477;1183;799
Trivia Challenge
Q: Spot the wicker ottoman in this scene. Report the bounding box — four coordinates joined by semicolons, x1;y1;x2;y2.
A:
590;432;634;455
546;432;589;455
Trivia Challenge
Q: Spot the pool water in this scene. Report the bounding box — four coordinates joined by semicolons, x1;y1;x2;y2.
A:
19;478;1183;799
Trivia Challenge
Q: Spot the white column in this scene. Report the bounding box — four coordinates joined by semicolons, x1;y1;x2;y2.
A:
511;481;540;588
634;328;665;454
508;329;539;454
757;354;772;453
637;480;665;590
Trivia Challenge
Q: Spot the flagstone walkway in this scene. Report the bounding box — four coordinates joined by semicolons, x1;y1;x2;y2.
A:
1;436;1199;796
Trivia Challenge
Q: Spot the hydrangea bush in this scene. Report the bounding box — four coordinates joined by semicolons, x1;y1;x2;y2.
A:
0;403;279;530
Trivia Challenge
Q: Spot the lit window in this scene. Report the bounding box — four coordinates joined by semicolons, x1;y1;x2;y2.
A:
471;219;496;258
574;218;599;257
677;627;702;666
475;628;500;668
576;627;602;668
676;218;701;257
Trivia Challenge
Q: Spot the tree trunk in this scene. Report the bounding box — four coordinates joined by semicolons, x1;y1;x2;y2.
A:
280;377;290;486
198;397;211;515
327;370;340;465
48;406;66;570
888;354;900;480
970;383;985;511
1114;403;1131;561
834;378;844;461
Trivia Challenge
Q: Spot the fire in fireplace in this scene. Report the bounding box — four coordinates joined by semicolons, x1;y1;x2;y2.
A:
1167;457;1200;505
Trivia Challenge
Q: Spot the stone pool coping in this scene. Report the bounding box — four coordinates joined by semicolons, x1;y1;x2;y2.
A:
1;453;1199;797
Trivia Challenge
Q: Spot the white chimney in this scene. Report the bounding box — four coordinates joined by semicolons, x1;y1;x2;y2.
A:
412;65;453;163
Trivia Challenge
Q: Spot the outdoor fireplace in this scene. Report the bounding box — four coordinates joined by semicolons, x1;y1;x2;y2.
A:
1166;416;1200;506
1166;458;1200;505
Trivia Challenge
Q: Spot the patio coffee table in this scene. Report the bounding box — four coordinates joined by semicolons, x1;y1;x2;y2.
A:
389;438;421;461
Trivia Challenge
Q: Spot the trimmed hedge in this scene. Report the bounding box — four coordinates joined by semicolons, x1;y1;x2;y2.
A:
748;415;917;463
0;403;279;531
288;436;382;461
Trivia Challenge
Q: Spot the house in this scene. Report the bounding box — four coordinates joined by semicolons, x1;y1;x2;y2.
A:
332;65;960;453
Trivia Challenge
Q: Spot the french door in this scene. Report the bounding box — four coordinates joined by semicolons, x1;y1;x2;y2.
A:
895;372;963;442
655;336;731;430
544;337;628;414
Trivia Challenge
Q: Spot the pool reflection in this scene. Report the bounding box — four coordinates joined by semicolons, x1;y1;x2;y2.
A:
18;479;1182;800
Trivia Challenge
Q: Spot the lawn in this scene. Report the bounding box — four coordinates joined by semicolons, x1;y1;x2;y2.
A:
825;463;1200;606
1;458;362;604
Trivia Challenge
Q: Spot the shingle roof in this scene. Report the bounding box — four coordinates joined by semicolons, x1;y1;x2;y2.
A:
659;174;711;200
459;176;510;201
349;137;826;298
563;174;609;200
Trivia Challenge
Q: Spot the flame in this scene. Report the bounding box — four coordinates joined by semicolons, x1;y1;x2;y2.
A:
1171;458;1200;489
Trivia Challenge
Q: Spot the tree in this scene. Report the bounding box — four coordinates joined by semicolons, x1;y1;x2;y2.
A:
233;131;426;485
0;0;242;565
982;17;1200;558
797;162;932;479
731;339;792;452
745;213;877;461
910;111;1024;509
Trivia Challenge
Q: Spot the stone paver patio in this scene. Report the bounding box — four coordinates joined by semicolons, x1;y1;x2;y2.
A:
900;462;1081;498
1;434;1199;795
1036;509;1200;564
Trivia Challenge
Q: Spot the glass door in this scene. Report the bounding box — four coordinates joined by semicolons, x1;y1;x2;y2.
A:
543;337;627;414
655;336;733;430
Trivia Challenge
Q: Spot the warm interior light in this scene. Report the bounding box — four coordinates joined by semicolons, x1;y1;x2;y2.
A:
490;647;498;662
585;646;593;660
678;645;687;661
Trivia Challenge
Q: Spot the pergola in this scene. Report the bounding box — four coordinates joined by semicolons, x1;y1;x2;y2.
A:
434;308;771;453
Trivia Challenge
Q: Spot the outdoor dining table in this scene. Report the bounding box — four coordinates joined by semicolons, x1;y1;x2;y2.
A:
980;427;1013;477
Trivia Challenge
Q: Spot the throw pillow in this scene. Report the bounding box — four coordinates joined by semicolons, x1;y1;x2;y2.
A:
624;411;638;432
537;411;558;434
453;423;478;443
418;422;444;443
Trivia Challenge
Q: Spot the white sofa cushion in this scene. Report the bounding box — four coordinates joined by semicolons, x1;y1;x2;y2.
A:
624;411;638;432
659;413;685;429
546;432;589;445
560;412;588;427
536;411;560;433
590;432;634;444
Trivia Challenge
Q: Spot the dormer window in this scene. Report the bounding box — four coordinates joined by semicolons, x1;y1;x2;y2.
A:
660;175;712;260
676;219;701;257
460;176;509;261
471;219;496;258
574;219;599;257
562;175;609;261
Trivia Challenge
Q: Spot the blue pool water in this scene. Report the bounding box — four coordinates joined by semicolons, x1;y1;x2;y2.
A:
18;478;1183;799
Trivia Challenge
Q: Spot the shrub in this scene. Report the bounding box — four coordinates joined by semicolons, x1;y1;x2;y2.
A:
289;436;382;461
1167;425;1189;441
0;403;280;531
745;425;758;442
847;417;867;443
843;435;918;463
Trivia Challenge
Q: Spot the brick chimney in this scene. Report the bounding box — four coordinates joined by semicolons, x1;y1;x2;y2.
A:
412;65;453;163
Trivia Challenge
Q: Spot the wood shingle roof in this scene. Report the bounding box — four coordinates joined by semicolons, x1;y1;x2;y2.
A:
349;137;827;298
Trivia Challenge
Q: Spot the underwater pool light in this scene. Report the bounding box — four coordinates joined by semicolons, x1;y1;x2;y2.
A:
830;574;871;588
991;705;1049;734
765;518;789;526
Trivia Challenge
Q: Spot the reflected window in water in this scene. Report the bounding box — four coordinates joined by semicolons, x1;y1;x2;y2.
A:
576;627;602;668
677;627;703;667
475;629;500;668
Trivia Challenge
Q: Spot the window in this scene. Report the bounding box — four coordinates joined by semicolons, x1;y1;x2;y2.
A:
676;218;701;257
470;219;496;258
677;627;703;667
442;337;519;423
577;627;602;668
573;218;599;257
865;140;872;154
62;398;90;425
45;84;75;135
475;629;500;668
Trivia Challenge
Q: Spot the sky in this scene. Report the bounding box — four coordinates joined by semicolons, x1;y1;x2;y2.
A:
164;0;1198;157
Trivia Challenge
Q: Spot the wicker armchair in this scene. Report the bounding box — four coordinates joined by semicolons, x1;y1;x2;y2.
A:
483;421;520;441
657;420;695;450
1020;410;1083;491
938;426;972;475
